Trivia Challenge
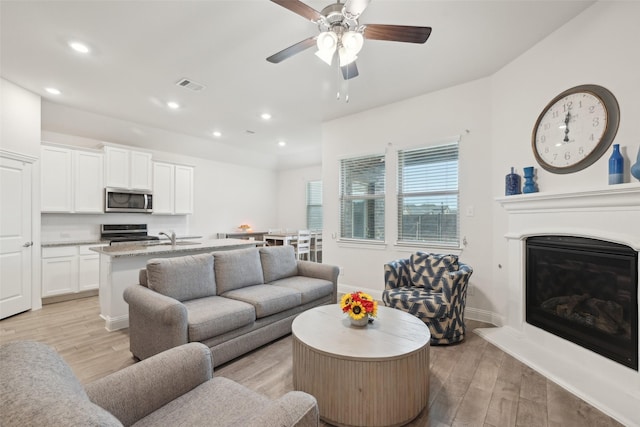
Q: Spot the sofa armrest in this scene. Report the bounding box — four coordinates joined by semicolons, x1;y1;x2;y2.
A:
123;284;188;360
244;391;318;427
384;258;412;290
85;343;213;427
297;260;339;303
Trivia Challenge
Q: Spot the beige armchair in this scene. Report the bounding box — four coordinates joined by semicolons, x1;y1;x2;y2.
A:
0;340;318;427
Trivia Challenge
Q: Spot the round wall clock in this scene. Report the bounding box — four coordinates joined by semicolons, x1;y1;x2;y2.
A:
532;84;620;174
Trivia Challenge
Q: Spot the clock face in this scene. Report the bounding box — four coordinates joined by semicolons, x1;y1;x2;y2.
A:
532;85;620;174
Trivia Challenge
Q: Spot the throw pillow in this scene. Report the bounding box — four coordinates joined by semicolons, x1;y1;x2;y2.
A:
259;245;298;283
146;253;216;302
410;252;459;292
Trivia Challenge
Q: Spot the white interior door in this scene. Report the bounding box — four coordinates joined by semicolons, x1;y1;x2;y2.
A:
0;156;33;319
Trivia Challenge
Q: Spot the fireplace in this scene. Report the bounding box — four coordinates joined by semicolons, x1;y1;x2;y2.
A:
526;235;638;370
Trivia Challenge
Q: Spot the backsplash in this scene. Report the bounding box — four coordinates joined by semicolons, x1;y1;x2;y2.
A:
41;213;189;243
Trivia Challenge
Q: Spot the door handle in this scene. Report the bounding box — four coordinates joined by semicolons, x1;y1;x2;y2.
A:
23;241;33;247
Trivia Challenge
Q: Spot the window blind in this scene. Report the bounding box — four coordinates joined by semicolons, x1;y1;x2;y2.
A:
397;142;459;245
306;180;323;231
340;154;385;241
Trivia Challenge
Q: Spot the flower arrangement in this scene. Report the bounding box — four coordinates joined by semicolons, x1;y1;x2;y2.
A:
340;291;378;321
238;224;251;231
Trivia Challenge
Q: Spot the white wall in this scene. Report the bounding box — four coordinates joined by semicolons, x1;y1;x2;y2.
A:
1;78;43;310
322;78;494;313
1;79;41;157
276;165;322;231
490;0;640;324
40;130;278;241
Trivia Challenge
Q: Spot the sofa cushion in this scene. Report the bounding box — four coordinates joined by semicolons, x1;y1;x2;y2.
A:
222;284;302;318
270;276;333;304
146;254;215;302
0;341;122;427
131;377;270;427
259;245;298;283
410;252;459;292
183;296;255;342
214;248;264;294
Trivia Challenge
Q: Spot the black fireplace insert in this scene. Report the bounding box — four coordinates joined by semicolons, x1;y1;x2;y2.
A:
526;235;638;370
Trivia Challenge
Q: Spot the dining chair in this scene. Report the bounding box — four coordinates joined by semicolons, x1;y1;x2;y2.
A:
296;229;311;260
310;232;322;263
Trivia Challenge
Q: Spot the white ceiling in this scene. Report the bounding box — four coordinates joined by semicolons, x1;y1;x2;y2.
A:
1;0;595;170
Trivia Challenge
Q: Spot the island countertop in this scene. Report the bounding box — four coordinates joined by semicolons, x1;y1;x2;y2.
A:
90;238;264;258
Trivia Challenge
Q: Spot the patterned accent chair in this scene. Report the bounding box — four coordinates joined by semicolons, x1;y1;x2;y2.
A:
383;252;473;345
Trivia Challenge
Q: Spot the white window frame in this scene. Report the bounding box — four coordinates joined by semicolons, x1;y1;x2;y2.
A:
339;153;386;243
397;140;460;248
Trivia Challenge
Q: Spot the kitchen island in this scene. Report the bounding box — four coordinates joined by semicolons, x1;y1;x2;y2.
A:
91;238;264;331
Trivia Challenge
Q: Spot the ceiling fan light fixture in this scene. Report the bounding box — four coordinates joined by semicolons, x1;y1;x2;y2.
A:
315;31;338;65
338;47;357;67
342;31;364;55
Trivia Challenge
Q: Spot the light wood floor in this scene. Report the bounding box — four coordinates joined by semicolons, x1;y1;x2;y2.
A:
0;296;623;427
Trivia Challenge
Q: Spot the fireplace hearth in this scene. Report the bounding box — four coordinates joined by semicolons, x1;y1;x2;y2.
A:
526;235;638;370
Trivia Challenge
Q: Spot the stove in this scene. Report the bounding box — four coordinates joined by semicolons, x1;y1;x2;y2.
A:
101;224;159;246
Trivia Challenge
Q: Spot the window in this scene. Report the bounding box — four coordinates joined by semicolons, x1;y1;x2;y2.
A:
306;180;323;230
397;141;459;246
340;154;385;241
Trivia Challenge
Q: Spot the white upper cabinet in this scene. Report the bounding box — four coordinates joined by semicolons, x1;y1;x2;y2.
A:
74;150;104;213
41;145;103;213
174;165;194;214
152;162;193;215
41;145;73;212
104;146;152;191
152;162;175;214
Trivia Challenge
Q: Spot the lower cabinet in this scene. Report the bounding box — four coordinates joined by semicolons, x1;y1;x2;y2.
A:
42;245;104;298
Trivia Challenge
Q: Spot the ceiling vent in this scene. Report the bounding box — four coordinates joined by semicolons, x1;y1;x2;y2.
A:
176;78;206;92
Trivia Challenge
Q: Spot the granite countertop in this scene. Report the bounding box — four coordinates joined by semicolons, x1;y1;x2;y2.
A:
42;239;109;248
41;235;204;248
89;238;264;258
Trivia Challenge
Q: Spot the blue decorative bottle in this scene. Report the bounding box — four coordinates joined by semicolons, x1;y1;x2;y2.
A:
523;166;538;193
505;167;521;196
608;144;623;185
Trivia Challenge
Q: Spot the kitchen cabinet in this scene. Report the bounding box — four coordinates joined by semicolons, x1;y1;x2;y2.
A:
104;146;152;191
41;145;73;212
152;162;193;215
74;150;104;213
41;145;103;213
42;244;104;298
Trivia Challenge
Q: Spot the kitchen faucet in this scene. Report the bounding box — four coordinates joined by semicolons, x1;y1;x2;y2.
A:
159;231;176;245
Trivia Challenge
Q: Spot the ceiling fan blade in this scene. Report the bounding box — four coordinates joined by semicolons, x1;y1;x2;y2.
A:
267;36;317;63
341;61;359;80
343;0;371;19
363;24;432;44
270;0;323;22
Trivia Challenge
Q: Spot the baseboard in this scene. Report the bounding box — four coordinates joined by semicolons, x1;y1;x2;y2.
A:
42;289;99;305
100;313;129;332
465;307;504;326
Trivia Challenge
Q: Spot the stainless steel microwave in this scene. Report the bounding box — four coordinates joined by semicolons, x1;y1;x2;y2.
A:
104;188;153;213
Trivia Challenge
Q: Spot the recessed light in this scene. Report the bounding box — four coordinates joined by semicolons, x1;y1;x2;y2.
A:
69;41;90;54
167;101;180;109
261;113;272;120
212;131;222;138
278;141;286;147
45;87;61;95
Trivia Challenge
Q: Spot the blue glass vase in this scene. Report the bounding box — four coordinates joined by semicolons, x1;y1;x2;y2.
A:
631;147;640;182
505;167;521;196
608;144;623;185
522;166;538;193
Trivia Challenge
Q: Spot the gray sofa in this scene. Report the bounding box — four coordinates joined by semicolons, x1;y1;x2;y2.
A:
0;340;318;427
124;245;339;365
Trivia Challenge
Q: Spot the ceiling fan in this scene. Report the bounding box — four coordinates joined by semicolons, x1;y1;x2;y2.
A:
266;0;432;80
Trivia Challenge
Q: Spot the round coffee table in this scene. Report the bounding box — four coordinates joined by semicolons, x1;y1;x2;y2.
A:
292;304;430;427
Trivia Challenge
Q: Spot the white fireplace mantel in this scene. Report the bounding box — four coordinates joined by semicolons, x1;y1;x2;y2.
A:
477;183;640;427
